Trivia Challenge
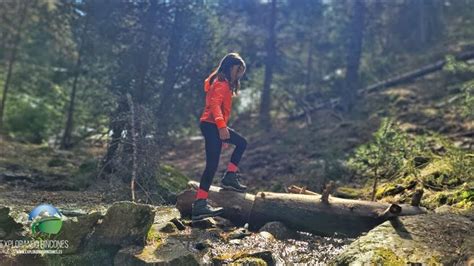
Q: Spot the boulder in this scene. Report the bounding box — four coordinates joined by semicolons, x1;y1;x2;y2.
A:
227;228;252;240
152;206;181;231
159;222;177;233
213;250;274;265
93;201;155;247
213;216;235;230
170;218;185;230
52;212;103;254
333;213;474;265
231;257;267;266
114;239;199;265
191;218;217;229
0;206;23;239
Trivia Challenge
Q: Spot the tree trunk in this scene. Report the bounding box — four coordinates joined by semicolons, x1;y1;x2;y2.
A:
259;0;277;131
134;0;159;104
61;14;90;149
127;94;138;202
176;181;426;237
0;1;30;132
99;0;159;176
99;96;128;177
157;4;184;130
342;0;366;112
417;0;426;47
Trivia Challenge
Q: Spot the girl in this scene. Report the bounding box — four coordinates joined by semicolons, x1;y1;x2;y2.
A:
192;53;248;221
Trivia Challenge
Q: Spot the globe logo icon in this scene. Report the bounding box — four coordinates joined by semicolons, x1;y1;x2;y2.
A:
28;204;63;234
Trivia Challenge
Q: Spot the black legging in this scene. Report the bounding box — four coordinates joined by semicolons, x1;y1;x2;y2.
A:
199;121;247;192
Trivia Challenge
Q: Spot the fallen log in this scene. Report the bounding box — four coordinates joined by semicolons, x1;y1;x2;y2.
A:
363;50;474;94
176;181;427;237
289;50;474;121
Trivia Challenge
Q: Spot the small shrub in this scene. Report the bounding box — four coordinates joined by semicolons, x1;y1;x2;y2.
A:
348;118;409;200
5;99;51;144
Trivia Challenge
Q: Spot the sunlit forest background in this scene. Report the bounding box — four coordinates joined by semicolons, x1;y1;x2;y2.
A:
0;0;473;209
1;0;474;264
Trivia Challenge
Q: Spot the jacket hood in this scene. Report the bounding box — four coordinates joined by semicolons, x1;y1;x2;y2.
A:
204;71;231;93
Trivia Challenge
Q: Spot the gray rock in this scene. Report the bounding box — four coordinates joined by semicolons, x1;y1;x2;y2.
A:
212;249;274;265
333;213;474;265
258;231;275;241
170;217;185;230
194;239;211;251
245;250;274;265
191;218;216;229
0;254;47;266
232;257;268;266
52;212;102;254
93;201;155;247
212;216;234;229
114;246;148;266
153;206;181;231
114;239;199;265
159;222;177;233
258;221;296;240
228;228;252;239
0;206;23;239
229;239;241;245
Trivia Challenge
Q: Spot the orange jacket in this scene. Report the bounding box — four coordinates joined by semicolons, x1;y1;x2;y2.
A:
200;75;233;129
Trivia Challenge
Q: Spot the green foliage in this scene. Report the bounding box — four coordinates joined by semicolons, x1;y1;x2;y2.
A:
70;159;98;189
47;157;68;167
154;164;190;204
156;165;189;193
425;188;474;210
348;118;409;180
5;96;52;144
438;137;474;187
444;55;474;119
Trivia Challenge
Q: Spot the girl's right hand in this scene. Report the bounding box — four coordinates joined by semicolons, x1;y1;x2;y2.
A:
218;127;230;140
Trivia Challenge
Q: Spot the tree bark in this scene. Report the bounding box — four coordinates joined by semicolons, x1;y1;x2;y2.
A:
99;96;128;178
0;1;30;132
176;181;426;237
127;94;137;202
342;0;366;112
157;4;184;129
61;12;90;150
99;0;159;176
259;0;277;131
134;0;159;104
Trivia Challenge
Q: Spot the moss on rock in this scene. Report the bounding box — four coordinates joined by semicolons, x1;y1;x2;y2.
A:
46;246;119;266
231;257;268;266
332;213;473;265
372;248;405;265
155;164;190;204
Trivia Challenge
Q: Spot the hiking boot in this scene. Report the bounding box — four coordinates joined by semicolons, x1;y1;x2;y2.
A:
191;199;224;221
221;171;247;192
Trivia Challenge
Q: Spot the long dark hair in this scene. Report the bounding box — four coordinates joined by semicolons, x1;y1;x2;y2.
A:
208;53;246;95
